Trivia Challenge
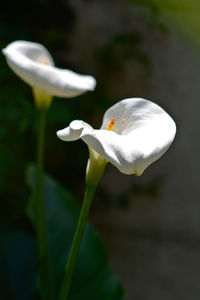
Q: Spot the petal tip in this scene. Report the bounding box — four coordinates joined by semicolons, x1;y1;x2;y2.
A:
84;76;96;91
56;129;65;140
56;128;72;141
2;48;6;55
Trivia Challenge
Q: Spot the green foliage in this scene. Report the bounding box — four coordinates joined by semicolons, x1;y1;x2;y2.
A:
97;32;151;71
128;0;168;32
0;223;38;300
26;165;124;300
140;0;200;46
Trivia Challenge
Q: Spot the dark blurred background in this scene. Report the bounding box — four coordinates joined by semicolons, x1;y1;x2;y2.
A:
1;0;200;299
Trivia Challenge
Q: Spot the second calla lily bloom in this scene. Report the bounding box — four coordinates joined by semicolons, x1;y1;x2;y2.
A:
57;98;176;177
2;41;96;108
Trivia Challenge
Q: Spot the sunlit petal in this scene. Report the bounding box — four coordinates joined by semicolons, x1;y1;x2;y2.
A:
57;98;176;175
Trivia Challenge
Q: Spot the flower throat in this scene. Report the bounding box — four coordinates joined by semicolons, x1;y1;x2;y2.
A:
107;118;116;131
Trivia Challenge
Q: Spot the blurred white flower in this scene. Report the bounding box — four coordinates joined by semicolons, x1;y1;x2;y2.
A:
57;98;176;177
2;41;96;108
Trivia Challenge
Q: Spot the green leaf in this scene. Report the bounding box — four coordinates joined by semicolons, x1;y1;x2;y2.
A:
26;165;124;300
0;223;38;300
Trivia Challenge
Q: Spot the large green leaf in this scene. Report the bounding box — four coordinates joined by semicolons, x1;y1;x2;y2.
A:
27;165;124;300
0;223;38;300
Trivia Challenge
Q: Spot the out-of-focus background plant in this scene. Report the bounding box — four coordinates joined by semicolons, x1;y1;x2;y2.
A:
1;0;200;299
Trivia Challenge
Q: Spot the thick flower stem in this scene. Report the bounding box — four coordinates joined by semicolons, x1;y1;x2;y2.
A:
59;184;96;300
36;108;47;298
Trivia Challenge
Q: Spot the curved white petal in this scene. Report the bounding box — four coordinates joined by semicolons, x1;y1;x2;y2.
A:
57;120;93;141
57;98;176;175
2;41;96;98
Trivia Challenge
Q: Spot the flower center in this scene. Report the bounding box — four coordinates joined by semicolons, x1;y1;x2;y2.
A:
107;118;116;131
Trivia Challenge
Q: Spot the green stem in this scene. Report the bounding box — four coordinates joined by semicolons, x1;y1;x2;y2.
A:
36;108;47;298
59;184;96;300
59;148;106;300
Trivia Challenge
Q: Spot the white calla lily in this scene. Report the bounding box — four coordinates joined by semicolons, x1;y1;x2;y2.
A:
2;41;96;108
57;98;176;179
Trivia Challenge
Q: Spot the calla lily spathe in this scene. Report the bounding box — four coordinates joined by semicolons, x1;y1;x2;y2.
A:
57;98;176;176
2;41;96;99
